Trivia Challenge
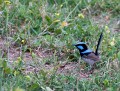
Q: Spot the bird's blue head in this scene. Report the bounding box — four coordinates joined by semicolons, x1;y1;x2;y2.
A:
74;42;92;56
74;42;87;50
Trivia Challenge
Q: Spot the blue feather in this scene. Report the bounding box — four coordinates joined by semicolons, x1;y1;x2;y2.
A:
77;45;84;50
76;42;86;45
81;49;92;54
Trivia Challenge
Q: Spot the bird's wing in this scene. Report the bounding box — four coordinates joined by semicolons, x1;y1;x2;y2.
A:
83;53;100;61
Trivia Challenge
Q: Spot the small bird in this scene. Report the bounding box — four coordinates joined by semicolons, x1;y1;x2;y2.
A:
74;32;103;74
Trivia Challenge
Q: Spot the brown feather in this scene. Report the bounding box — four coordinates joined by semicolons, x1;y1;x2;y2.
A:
83;53;100;61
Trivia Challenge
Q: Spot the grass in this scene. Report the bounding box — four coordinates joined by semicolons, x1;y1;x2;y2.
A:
0;0;120;91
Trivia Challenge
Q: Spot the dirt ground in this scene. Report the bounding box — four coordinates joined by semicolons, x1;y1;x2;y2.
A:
0;38;91;78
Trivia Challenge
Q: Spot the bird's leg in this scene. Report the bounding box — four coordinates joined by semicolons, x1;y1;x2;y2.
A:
78;58;81;72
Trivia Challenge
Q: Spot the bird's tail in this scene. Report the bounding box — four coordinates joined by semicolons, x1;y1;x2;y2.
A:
95;31;103;55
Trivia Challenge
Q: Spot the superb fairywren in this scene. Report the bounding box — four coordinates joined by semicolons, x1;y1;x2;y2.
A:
74;32;103;73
